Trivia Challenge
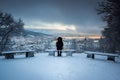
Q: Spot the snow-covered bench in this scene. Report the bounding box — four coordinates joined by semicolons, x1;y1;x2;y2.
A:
1;50;35;59
45;49;75;56
84;51;119;61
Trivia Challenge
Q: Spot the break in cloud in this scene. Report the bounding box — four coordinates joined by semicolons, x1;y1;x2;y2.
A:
0;0;105;35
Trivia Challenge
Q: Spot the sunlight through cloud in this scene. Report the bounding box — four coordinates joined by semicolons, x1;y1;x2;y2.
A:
25;21;76;31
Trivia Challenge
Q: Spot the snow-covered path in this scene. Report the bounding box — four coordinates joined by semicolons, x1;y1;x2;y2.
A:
0;53;120;80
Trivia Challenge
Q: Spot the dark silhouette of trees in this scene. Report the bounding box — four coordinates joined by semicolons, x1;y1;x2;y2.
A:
97;0;120;53
0;11;24;54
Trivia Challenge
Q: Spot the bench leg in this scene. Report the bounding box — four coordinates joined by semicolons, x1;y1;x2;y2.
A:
26;52;34;57
87;54;94;59
92;54;94;59
66;52;72;56
107;56;115;61
87;54;91;58
49;52;55;56
5;54;14;59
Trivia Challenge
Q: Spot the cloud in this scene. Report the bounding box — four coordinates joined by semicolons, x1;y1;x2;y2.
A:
25;21;76;31
0;0;105;34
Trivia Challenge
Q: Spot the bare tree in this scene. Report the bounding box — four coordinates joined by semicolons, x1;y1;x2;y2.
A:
0;11;24;54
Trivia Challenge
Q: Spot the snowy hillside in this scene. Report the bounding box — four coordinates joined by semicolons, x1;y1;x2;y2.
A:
0;52;120;80
23;30;52;37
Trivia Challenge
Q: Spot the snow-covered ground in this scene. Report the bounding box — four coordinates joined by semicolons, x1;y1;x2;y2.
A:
0;52;120;80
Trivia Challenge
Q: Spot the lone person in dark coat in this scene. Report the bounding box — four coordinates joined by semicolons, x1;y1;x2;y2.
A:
56;37;63;56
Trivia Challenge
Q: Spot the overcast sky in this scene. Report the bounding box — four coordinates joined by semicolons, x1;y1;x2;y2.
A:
0;0;105;35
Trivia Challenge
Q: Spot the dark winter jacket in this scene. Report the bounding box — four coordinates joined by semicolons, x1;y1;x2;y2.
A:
56;37;63;50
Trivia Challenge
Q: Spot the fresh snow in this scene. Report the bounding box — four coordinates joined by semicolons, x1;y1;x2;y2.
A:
0;52;120;80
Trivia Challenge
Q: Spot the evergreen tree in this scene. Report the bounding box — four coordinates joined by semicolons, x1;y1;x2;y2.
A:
97;0;120;53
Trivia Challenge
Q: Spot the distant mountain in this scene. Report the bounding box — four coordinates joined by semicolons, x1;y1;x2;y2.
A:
23;30;52;37
23;29;86;37
22;30;101;39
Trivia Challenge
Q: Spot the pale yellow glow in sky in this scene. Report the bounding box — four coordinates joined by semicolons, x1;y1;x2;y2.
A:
25;21;76;31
